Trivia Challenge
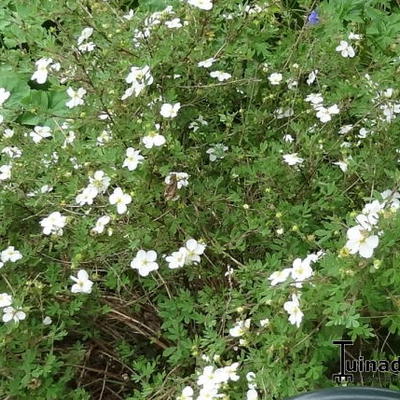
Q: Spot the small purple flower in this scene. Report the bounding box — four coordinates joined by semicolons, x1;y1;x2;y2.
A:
308;10;319;25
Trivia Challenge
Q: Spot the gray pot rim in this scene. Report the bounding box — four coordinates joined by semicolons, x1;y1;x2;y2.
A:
286;387;400;400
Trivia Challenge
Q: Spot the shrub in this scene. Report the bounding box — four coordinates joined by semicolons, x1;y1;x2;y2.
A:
2;0;400;398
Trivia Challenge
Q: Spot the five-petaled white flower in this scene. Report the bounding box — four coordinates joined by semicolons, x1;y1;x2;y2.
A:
291;258;313;284
1;246;22;263
0;88;10;106
130;250;159;276
210;71;231;81
142;128;166;148
2;306;26;323
75;186;98;206
268;72;283;85
109;187;132;214
336;40;355;58
31;58;53;84
345;225;379;258
184;239;206;265
70;269;93;294
166;247;189;269
88;170;110;194
198;57;216;68
283;294;303;327
268;268;292;286
91;215;111;234
315;104;340;123
66;87;86;108
305;93;323;106
0;293;12;308
229;318;251;337
283;153;304;166
188;0;213;10
40;212;67;236
160;103;181;118
122;65;153;100
123;147;144;171
29;126;52;144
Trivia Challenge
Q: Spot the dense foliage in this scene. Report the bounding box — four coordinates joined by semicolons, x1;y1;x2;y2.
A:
2;0;400;398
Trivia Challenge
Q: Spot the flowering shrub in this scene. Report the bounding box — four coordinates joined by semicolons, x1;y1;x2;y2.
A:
2;0;400;398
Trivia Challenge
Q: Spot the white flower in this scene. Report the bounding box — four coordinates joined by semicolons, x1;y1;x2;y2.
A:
66;87;86;108
283;294;303;328
123;147;144;171
177;386;194;400
0;88;10;106
2;306;26;323
3;128;14;138
31;58;53;84
333;160;348;172
198;58;216;68
339;124;353;135
246;389;259;400
109;187;132;214
305;93;323;106
345;225;379;258
78;42;96;53
348;32;362;41
210;71;232;81
43;316;52;325
268;72;283;85
165;172;189;189
187;0;213;10
306;70;318;85
88;170;110;194
0;164;12;181
160;102;181;118
283;153;304;166
358;127;369;138
123;9;134;20
166;247;188;269
50;62;61;71
0;115;3;124
91;215;111;234
336;40;355;58
275;107;294;119
40;212;67;236
130;250;159;276
75;186;98;206
126;65;153;86
165;18;183;28
2;146;22;158
29;126;52;143
291;258;313;283
1;246;22;263
268;268;292;286
142;130;166;148
229;319;251;337
184;239;206;265
122;66;153;100
70;269;93;294
315;104;340;123
77;27;94;45
0;293;12;308
260;318;270;327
